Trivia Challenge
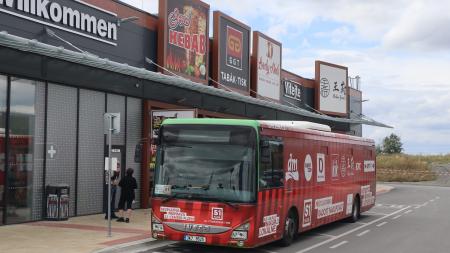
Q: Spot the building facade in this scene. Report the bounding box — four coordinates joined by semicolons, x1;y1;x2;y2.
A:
0;0;387;225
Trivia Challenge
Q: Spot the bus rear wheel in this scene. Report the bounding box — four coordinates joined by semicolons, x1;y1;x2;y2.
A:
280;210;298;246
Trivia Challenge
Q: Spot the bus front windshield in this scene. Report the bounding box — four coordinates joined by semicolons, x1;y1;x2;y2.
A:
154;124;257;203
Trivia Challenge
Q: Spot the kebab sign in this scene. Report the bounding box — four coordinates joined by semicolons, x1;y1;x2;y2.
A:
158;0;209;83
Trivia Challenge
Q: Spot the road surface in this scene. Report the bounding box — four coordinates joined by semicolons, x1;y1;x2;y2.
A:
125;184;450;253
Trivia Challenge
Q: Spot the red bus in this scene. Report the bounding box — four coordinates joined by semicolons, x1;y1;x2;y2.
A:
150;119;376;248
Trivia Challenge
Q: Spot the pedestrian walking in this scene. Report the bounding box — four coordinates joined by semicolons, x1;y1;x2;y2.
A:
116;168;137;223
105;170;119;219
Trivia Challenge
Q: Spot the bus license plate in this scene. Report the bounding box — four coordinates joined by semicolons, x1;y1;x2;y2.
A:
184;235;206;243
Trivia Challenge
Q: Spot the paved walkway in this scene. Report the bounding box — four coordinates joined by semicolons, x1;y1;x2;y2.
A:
0;184;392;253
0;209;152;253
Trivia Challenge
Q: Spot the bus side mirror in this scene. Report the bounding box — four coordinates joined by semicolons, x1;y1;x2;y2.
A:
152;128;161;145
134;143;143;163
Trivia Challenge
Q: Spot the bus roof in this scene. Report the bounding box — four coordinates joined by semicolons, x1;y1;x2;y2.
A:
161;118;374;144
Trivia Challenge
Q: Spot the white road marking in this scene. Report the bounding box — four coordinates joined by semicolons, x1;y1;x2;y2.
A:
376;221;388;227
356;229;370;237
365;211;390;215
414;206;421;209
392;215;402;220
329;241;348;249
295;206;411;253
430;199;435;202
404;210;413;214
312;233;336;238
355;221;368;225
260;249;279;253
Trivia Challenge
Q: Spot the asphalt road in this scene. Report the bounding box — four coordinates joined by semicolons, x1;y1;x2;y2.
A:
128;184;450;253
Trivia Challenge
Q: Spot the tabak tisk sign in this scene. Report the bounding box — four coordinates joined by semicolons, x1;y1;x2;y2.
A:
212;11;251;94
315;61;348;116
252;32;281;101
158;0;209;84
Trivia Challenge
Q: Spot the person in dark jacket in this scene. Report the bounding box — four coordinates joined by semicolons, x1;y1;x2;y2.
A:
105;170;120;219
117;168;137;223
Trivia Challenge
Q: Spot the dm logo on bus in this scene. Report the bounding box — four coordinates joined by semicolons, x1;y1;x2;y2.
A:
286;153;299;181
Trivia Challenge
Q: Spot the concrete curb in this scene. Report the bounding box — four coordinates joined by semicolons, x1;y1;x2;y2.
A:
92;238;156;253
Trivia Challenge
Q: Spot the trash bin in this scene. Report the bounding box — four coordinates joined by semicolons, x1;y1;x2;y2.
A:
46;184;70;221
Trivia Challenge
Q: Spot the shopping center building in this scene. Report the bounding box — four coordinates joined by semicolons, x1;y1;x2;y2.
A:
0;0;389;225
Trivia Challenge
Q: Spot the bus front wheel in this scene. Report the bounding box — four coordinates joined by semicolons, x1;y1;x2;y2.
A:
280;210;298;246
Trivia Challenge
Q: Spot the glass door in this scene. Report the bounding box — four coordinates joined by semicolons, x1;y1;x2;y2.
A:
6;78;36;224
0;75;7;225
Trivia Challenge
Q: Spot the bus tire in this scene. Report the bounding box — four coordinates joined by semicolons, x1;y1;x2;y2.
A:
350;195;360;223
280;209;298;247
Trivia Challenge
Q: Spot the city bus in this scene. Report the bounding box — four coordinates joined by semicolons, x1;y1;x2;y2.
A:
150;118;376;248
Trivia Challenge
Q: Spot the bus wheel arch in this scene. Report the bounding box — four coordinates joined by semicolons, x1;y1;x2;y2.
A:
350;194;361;223
279;207;299;246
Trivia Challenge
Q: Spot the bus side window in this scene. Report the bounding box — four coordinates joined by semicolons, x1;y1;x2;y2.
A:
260;139;284;189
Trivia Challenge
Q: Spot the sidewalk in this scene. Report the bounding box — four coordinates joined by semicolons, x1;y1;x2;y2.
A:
0;184;393;253
0;209;153;253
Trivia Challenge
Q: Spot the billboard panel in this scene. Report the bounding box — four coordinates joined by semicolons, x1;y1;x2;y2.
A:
251;32;282;101
212;11;251;95
315;61;348;116
158;0;209;84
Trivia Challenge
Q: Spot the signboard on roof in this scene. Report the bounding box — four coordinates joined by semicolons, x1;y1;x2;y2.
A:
251;31;282;101
158;0;210;84
212;11;251;95
315;61;348;116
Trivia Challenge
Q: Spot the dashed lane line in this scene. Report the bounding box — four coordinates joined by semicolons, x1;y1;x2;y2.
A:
365;211;390;215
404;210;413;214
376;221;388;227
311;233;336;238
295;206;411;253
356;229;370;237
329;241;348;249
392;215;402;220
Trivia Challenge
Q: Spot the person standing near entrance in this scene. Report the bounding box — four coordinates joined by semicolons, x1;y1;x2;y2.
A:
105;170;120;219
117;168;137;223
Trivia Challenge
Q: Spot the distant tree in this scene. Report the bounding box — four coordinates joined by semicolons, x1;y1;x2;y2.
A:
376;144;383;155
382;133;403;154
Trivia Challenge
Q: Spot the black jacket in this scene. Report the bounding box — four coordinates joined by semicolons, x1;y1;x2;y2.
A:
119;175;138;200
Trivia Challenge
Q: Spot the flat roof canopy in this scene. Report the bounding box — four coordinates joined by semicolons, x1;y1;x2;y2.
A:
0;31;391;130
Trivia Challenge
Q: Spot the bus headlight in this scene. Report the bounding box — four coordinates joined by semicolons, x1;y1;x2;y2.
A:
152;223;164;232
231;222;249;240
231;230;247;240
151;214;164;232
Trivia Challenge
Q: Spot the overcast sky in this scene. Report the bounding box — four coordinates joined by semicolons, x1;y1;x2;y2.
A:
122;0;450;155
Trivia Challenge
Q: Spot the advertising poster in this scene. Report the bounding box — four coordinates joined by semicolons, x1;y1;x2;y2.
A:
149;109;197;171
158;0;210;84
315;61;348;116
212;11;251;95
252;32;282;101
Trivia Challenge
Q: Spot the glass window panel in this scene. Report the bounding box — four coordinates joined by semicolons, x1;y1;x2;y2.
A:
0;75;7;225
6;77;36;224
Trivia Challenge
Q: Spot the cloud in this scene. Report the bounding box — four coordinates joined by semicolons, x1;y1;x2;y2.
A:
382;1;450;51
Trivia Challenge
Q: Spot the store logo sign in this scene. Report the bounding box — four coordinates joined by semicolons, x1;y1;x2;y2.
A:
283;80;302;101
226;26;243;70
0;0;118;45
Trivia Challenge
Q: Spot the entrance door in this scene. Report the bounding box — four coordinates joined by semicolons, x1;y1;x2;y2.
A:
104;145;125;213
0;75;6;225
